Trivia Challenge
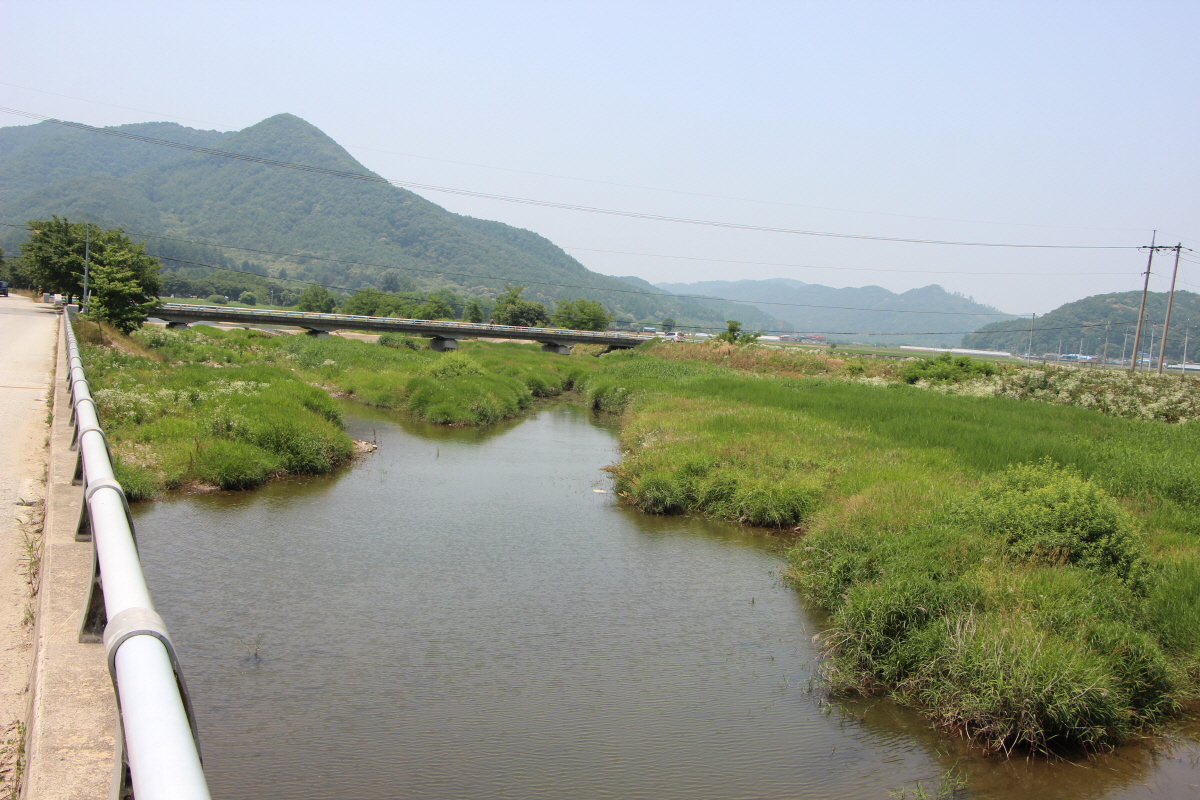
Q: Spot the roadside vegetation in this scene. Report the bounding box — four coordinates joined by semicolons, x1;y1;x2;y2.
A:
75;321;1200;754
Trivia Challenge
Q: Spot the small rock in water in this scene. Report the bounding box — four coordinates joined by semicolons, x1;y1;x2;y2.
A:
593;489;607;493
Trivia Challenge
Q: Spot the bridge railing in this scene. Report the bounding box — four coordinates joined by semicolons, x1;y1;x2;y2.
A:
155;303;649;343
64;308;211;800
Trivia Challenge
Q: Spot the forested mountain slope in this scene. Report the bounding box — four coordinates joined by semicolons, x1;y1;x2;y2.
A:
964;290;1200;360
0;115;785;331
656;278;1012;347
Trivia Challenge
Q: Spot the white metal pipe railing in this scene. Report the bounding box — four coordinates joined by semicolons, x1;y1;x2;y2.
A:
63;309;211;800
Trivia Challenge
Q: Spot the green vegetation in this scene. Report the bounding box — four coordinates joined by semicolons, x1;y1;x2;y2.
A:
0;114;788;333
551;298;611;331
965;290;1200;361
74;320;1200;755
20;218;161;332
492;285;549;326
78;323;353;495
573;343;1200;754
901;352;997;384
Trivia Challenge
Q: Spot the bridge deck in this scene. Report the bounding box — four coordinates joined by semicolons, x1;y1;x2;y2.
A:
152;303;647;348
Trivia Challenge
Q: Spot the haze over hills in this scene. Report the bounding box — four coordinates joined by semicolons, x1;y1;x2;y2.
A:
0;115;786;331
964;290;1200;361
655;278;1014;347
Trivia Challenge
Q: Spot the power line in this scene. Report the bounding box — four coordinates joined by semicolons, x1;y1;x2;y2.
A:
1;221;1025;318
0;106;1140;252
0;84;1160;236
561;245;1133;277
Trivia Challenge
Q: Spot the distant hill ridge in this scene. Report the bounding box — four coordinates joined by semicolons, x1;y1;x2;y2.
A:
656;278;1013;347
964;290;1200;361
0;114;786;331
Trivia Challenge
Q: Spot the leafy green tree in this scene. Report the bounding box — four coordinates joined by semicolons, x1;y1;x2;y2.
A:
661;317;676;333
207;294;228;304
86;249;161;334
297;284;336;313
343;287;384;316
378;269;415;293
413;296;455;320
464;298;485;323
716;320;759;345
22;217;161;305
552;298;612;331
492;285;549;327
239;291;258;305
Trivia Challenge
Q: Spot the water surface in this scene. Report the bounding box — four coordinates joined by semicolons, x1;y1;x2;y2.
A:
133;404;1200;799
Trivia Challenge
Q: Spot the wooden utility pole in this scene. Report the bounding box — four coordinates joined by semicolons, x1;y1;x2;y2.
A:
1157;244;1183;375
1130;231;1157;372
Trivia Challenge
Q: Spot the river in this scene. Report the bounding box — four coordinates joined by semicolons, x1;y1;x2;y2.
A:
132;403;1200;799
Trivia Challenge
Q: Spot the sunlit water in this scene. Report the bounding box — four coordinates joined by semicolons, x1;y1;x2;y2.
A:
133;403;1200;799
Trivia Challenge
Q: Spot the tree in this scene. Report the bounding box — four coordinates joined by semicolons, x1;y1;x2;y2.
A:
464;298;485;323
296;284;336;313
343;287;384;316
378;269;415;293
86;249;161;334
22;217;161;305
661;317;676;333
412;296;454;320
552;298;612;331
716;320;760;345
239;291;258;305
492;285;549;327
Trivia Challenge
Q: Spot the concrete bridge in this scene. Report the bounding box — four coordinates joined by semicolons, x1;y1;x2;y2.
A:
152;303;646;353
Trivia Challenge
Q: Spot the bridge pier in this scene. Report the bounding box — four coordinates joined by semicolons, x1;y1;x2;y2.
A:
540;342;573;355
303;328;332;337
165;321;191;329
430;337;458;352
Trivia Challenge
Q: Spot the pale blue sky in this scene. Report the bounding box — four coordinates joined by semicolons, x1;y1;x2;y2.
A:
3;1;1197;314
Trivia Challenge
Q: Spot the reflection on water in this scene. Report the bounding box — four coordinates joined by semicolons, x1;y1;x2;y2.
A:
132;403;1200;800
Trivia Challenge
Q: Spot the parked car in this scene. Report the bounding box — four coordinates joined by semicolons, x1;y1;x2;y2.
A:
0;281;8;296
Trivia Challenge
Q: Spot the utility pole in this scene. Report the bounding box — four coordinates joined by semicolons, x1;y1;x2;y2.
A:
1121;332;1129;365
1026;314;1036;363
1102;324;1110;369
1147;325;1158;372
82;224;91;312
1130;231;1157;373
1157;244;1184;375
1182;322;1190;378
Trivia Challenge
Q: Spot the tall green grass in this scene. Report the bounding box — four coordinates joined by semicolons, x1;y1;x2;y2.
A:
580;349;1200;752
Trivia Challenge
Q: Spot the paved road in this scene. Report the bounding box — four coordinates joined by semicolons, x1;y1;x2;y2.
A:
0;295;58;784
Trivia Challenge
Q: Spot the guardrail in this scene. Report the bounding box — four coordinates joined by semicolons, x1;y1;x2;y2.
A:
153;303;649;347
64;308;211;800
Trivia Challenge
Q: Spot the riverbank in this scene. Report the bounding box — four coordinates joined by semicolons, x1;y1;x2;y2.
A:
78;322;1200;755
580;346;1200;754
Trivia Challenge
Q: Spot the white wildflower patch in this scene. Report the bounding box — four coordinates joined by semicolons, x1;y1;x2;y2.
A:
94;380;265;425
924;366;1200;423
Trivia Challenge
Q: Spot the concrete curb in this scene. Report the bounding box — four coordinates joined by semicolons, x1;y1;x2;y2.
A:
22;315;114;800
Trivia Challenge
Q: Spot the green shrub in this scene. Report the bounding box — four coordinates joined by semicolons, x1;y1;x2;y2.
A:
960;460;1149;589
193;440;281;489
420;352;484;379
112;458;158;502
902;353;996;384
206;294;228;305
378;332;420;350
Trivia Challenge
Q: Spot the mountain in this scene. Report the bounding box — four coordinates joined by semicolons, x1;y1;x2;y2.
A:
964;290;1200;361
0;115;787;332
655;279;1013;347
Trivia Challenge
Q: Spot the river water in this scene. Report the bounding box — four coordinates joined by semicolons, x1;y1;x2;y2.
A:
133;403;1200;799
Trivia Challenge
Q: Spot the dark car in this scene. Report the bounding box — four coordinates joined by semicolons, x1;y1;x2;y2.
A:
0;281;8;296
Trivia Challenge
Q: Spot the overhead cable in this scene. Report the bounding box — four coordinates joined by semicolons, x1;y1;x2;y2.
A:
0;107;1139;251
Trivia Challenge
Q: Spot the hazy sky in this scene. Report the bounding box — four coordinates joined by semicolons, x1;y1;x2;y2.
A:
3;1;1198;314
